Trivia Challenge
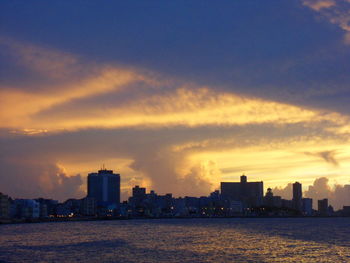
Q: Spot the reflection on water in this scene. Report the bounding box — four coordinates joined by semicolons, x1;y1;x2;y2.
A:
1;218;350;262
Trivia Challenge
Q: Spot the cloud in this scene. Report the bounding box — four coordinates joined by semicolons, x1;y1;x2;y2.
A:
302;0;350;44
2;38;350;202
303;0;336;11
272;183;293;200
303;150;339;166
0;157;84;202
2;37;350;134
271;177;350;209
304;177;350;209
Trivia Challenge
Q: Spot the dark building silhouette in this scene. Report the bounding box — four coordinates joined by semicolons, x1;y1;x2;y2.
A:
221;175;263;208
318;198;328;216
342;206;350;216
132;185;146;199
264;188;282;208
292;182;302;212
87;168;120;207
0;192;10;218
130;185;147;209
302;198;313;216
80;197;97;216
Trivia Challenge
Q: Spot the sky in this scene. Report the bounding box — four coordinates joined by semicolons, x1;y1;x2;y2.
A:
1;0;350;208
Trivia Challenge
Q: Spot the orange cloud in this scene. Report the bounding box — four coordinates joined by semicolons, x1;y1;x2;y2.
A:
2;38;350;202
303;0;336;11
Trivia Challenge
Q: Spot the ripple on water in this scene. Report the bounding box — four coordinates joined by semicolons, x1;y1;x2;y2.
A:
0;218;350;263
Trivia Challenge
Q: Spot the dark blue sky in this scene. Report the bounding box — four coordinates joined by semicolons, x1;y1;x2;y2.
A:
1;0;349;111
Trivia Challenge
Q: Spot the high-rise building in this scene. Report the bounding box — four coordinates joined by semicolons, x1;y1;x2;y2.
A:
318;198;328;216
87;168;120;207
220;175;263;208
292;182;302;212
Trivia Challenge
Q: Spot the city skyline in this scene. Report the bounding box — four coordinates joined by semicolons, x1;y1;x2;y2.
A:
1;168;349;210
3;171;348;222
1;1;350;209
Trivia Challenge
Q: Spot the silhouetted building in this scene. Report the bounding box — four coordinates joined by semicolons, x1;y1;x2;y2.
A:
264;188;274;207
342;206;350;216
132;185;146;200
281;199;293;209
35;198;58;217
221;175;263;208
302;198;312;216
80;197;96;216
292;182;302;212
263;188;282;208
12;199;40;219
0;192;10;218
87;168;120;207
129;185;146;209
318;198;328;216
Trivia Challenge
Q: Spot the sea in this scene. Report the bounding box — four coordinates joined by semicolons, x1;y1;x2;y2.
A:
0;218;349;263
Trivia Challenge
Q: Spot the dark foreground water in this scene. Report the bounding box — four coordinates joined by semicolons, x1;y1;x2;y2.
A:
1;218;350;263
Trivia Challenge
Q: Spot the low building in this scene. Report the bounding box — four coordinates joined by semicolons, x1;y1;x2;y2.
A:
221;175;263;208
0;192;10;218
12;199;40;219
342;206;350;216
302;198;313;216
263;188;282;208
80;197;96;216
35;198;58;217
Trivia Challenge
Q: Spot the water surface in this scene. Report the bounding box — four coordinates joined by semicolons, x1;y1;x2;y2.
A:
1;218;349;262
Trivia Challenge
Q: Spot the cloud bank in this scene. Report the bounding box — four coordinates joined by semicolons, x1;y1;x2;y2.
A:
1;37;350;205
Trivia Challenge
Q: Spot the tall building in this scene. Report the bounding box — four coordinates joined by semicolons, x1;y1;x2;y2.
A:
220;175;263;208
318;198;328;216
292;182;302;212
87;168;120;207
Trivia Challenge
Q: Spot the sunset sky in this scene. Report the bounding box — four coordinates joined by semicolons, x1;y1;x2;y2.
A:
1;0;350;206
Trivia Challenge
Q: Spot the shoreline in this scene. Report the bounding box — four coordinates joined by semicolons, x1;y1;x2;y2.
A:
1;215;348;225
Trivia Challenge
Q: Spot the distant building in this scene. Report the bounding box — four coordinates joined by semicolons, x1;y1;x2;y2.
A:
281;199;293;209
302;198;312;216
229;200;243;214
263;188;282;208
318;198;328;216
292;182;302;212
221;175;263;208
35;198;58;217
342;206;350;216
12;199;40;219
0;192;10;218
87;168;120;207
132;185;146;201
129;185;147;211
80;197;96;216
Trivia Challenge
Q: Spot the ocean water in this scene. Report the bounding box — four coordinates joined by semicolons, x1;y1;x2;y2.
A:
0;218;350;263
